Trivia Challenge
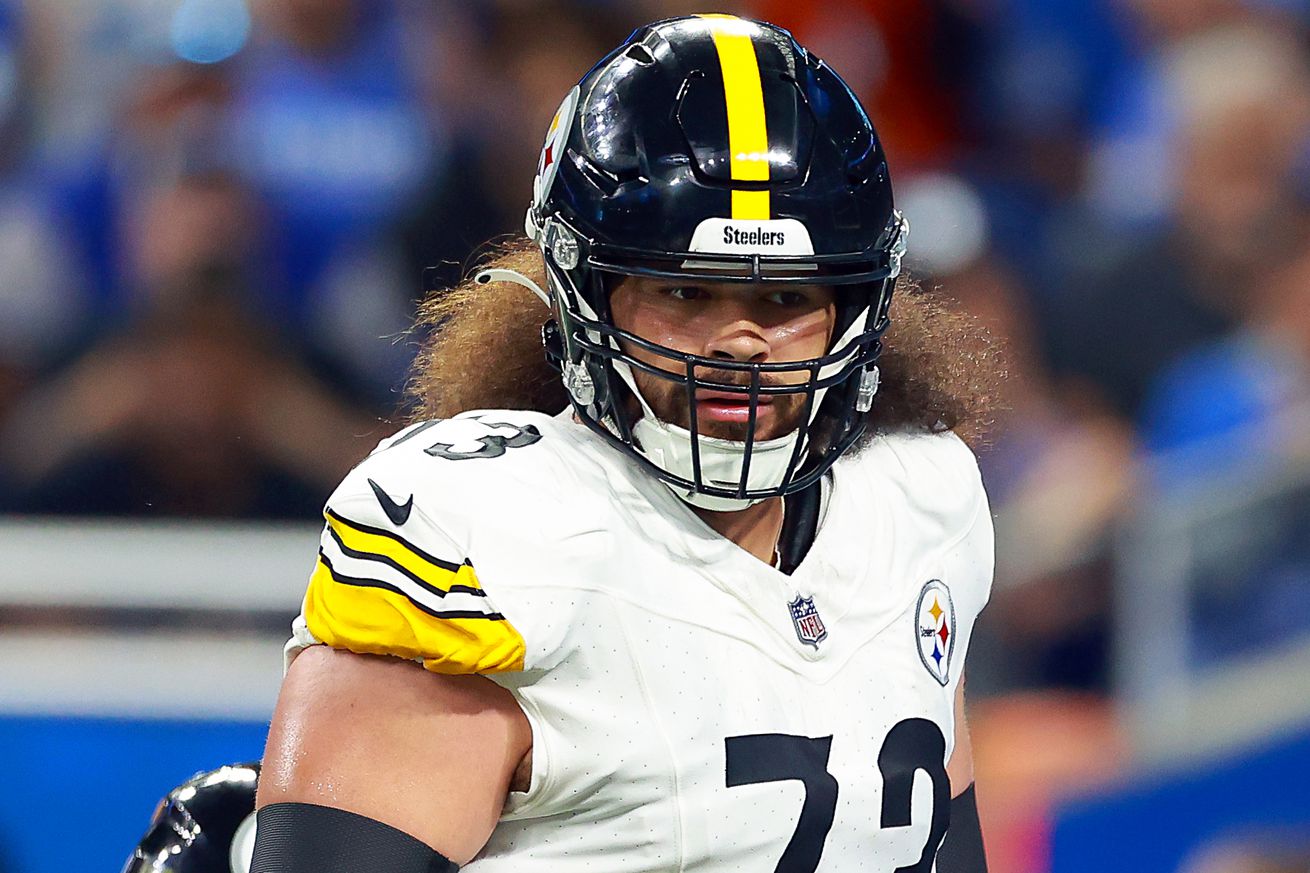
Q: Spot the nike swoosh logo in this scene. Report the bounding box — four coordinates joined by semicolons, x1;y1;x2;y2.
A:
368;478;414;526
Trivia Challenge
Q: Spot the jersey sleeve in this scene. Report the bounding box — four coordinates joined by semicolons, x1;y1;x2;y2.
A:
296;431;529;676
877;428;995;698
930;432;994;692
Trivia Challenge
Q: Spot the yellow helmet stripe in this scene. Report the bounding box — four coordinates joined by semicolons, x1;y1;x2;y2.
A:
701;14;770;220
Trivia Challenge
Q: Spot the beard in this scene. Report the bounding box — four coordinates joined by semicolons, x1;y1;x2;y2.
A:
628;366;811;442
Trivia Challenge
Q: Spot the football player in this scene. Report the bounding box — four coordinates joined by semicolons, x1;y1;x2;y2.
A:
253;15;995;873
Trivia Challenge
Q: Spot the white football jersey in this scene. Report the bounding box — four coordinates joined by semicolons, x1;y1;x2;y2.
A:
289;409;993;873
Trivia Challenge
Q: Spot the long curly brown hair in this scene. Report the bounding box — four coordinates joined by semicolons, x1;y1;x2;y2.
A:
405;237;1004;449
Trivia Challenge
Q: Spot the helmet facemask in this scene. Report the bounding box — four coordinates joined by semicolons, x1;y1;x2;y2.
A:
534;211;905;511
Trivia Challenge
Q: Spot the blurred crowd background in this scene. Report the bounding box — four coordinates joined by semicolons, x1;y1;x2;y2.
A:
0;0;1308;871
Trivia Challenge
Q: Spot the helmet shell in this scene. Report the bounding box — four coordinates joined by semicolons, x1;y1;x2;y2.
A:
121;763;259;873
534;16;898;272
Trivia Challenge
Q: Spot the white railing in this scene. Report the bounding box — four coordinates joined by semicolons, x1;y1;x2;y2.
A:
0;517;320;719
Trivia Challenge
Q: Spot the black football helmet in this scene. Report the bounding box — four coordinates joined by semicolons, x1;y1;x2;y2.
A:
521;14;906;509
122;763;259;873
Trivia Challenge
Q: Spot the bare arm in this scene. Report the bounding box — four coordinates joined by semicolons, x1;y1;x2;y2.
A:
946;674;973;797
939;673;988;872
256;645;532;865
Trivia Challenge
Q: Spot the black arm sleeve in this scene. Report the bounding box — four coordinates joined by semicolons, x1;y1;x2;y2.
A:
251;803;459;873
936;784;988;873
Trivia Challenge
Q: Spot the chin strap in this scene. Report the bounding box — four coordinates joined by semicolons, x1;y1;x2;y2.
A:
631;415;802;512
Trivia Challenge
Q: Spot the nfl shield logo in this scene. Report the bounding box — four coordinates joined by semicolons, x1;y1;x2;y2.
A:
788;594;828;648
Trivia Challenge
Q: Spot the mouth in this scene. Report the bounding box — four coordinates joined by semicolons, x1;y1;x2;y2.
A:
694;390;773;424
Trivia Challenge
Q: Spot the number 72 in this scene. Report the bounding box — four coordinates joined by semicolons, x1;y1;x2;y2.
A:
724;719;950;873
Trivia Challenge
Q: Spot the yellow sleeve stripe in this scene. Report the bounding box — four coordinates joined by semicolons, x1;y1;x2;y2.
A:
324;507;482;596
305;553;527;674
701;14;771;220
324;517;483;600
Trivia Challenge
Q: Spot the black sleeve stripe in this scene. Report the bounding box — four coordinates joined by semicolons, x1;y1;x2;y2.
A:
324;506;465;573
316;551;507;622
323;523;486;599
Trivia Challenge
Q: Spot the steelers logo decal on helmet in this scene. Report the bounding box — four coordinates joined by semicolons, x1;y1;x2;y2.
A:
530;85;580;227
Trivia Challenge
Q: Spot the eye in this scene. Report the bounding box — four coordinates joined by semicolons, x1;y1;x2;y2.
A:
764;289;811;306
665;286;707;301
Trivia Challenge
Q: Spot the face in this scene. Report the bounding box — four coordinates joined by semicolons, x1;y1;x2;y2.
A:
607;276;837;441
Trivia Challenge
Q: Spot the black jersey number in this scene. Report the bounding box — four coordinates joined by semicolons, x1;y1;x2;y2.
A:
878;718;951;872
724;719;949;873
725;734;837;873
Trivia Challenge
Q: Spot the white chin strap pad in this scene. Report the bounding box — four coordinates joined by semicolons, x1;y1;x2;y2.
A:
632;415;802;512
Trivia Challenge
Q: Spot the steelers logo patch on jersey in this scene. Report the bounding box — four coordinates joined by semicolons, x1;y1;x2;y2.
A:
915;580;955;686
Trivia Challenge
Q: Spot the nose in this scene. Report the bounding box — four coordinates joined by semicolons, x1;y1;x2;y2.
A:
704;317;772;363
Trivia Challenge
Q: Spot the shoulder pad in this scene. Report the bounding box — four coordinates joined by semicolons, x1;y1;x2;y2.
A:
302;411;593;676
860;429;987;529
867;429;993;615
